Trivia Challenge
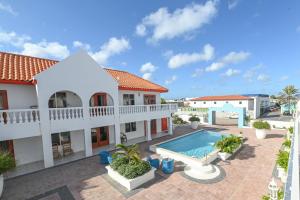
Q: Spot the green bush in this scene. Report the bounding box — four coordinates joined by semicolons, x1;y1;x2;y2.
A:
172;115;187;125
276;150;289;172
110;156;128;171
261;189;284;200
114;159;151;179
189;115;200;122
288;127;294;134
0;152;15;174
215;135;242;154
253;121;271;130
283;139;291;148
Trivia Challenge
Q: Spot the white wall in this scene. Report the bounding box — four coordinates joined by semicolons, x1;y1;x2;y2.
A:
189;100;250;110
13;136;43;166
118;90;160;105
109;125;115;144
70;130;84;152
121;121;145;140
0;84;38;109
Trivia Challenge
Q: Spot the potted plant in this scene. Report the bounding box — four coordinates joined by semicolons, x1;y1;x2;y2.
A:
276;150;289;182
215;135;243;161
189;115;200;129
282;139;291;152
0;152;15;197
287;127;293;140
106;144;155;191
253;121;270;139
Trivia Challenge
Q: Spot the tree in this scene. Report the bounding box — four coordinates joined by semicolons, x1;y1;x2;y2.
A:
279;85;298;114
161;98;167;104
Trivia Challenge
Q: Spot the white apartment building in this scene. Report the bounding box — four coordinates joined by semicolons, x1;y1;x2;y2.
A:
0;51;177;170
188;94;270;119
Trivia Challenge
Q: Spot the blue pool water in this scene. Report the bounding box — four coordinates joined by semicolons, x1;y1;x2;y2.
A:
158;131;223;159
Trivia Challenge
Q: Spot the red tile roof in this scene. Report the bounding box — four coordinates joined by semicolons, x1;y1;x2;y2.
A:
0;52;168;93
191;95;251;101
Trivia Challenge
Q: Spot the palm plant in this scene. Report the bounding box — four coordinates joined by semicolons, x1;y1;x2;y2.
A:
279;85;298;114
114;144;141;164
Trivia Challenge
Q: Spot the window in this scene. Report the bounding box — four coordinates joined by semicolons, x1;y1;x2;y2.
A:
239;101;242;104
51;132;71;146
214;102;216;104
203;102;206;104
194;102;196;104
226;101;228;104
123;94;135;105
125;122;136;132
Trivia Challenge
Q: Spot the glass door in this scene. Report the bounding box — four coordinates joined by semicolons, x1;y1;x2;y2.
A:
91;127;109;148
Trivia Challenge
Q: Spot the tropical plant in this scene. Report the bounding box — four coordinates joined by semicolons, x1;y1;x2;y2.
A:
114;144;141;164
288;127;294;134
172;115;187;125
283;139;291;149
0;152;15;174
276;150;289;172
278;85;298;114
189;115;200;122
215;135;242;154
160;98;167;104
253;121;271;130
245;115;251;125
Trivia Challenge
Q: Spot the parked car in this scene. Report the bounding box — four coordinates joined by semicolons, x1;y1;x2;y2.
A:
283;111;292;116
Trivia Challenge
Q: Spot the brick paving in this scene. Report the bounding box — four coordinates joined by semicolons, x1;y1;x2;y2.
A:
2;125;285;200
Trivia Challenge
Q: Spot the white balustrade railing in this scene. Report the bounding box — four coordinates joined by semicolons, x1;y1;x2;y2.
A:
49;107;83;120
119;105;147;115
89;106;114;117
0;109;40;124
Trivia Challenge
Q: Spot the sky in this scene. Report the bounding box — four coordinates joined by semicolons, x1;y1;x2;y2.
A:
0;0;300;99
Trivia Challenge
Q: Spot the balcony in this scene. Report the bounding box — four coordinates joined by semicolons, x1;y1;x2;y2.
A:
0;104;177;140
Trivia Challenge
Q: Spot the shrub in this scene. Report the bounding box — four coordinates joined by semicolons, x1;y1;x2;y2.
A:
283;139;291;148
116;160;151;179
172;115;187;125
110;156;128;171
0;152;15;174
253;121;270;130
189;115;200;122
215;135;242;154
288;127;294;134
276;150;289;172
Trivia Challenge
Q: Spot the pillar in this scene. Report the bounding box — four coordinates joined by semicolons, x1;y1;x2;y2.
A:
146;120;152;141
82;99;92;157
114;122;121;145
168;117;173;135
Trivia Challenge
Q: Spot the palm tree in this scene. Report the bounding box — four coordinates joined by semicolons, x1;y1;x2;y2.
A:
279;85;298;114
114;144;141;163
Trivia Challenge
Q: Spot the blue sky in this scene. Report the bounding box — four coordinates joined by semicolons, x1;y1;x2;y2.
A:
0;0;300;99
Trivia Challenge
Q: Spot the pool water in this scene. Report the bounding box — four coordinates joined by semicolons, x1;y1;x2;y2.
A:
158;131;223;159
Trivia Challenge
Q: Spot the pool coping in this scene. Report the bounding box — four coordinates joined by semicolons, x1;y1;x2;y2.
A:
149;129;227;165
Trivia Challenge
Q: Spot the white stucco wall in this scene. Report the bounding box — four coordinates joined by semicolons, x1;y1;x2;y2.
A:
189;100;250;110
13;136;43;166
121;121;145;140
0;84;38;109
70;130;85;152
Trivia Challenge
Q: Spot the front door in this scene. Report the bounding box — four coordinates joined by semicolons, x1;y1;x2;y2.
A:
91;127;109;148
161;118;168;132
151;119;157;135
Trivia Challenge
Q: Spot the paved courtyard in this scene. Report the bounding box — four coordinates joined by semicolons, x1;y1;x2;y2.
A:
2;125;285;200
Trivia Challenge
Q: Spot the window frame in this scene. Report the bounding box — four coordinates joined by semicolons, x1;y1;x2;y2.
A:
125;122;137;132
123;94;135;105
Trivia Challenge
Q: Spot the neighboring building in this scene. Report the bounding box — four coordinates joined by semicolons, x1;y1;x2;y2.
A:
0;51;177;169
281;103;296;114
188;94;270;119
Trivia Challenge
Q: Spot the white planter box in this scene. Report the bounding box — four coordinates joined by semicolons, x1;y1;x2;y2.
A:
281;172;287;183
106;166;156;191
218;144;242;161
277;166;285;178
255;129;267;139
190;121;199;129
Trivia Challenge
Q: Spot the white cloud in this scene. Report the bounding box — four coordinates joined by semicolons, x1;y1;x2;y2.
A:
73;40;91;51
243;64;263;82
205;51;250;72
280;75;289;81
0;3;17;16
168;44;214;69
165;75;177;85
222;68;240;77
228;0;239;10
140;62;157;80
89;37;130;65
136;1;218;42
257;74;270;82
191;68;204;77
0;31;31;47
21;41;70;59
163;50;173;58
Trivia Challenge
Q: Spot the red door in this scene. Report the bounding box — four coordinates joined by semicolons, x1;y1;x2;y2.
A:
91;127;109;148
151;119;157;135
93;93;107;106
161;118;168;132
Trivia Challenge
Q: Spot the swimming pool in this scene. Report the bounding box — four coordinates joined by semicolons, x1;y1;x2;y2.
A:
157;130;223;159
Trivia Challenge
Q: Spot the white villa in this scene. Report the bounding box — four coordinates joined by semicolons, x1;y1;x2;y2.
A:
0;51;177;170
187;94;270;119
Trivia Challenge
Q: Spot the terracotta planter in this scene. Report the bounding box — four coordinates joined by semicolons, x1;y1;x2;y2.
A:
255;129;267;139
190;121;199;129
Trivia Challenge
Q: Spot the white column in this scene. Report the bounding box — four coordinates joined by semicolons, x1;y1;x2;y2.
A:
168;117;173;135
41;132;54;168
114;96;121;145
84;128;92;157
146;120;152;141
114;122;121;145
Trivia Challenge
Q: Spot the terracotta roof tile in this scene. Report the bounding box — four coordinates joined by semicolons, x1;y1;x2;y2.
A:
0;52;168;93
191;95;251;101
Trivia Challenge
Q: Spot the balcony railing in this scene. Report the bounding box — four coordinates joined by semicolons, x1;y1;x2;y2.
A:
0;104;177;126
0;109;40;124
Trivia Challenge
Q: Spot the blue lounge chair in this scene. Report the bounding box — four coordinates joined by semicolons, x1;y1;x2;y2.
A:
99;151;110;164
147;156;160;169
162;158;174;174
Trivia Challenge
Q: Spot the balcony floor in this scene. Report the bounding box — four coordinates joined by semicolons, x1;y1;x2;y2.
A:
5;131;170;179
